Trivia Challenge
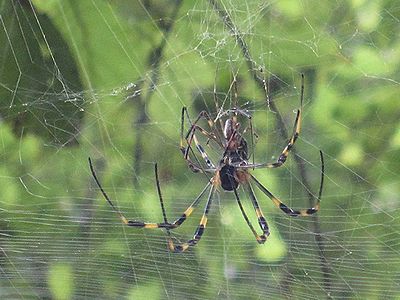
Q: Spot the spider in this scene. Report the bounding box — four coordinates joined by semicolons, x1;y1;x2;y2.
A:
89;74;324;253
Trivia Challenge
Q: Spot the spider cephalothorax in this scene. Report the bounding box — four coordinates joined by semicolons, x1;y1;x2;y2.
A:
223;118;249;164
89;74;324;253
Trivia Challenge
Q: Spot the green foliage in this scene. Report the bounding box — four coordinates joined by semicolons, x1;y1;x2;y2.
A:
1;0;400;299
48;263;74;300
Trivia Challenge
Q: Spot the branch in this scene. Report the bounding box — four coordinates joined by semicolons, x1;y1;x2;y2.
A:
208;0;332;296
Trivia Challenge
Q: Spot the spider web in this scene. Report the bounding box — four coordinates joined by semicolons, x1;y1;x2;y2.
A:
1;0;400;299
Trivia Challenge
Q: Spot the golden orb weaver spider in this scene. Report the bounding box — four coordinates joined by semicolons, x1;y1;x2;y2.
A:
89;74;325;253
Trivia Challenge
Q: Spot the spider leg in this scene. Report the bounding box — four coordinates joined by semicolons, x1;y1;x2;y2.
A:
182;143;216;173
89;158;169;228
191;134;215;169
181;107;224;172
181;107;223;147
250;150;324;217
180;108;214;172
168;182;211;228
168;186;215;253
241;74;304;170
89;157;212;231
154;165;213;249
233;188;269;244
186;124;221;147
244;182;270;242
180;107;203;172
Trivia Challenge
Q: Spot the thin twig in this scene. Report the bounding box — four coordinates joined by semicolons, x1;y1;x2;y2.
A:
208;0;332;297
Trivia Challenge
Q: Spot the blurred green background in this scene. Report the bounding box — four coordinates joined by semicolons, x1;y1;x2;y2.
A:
1;0;400;299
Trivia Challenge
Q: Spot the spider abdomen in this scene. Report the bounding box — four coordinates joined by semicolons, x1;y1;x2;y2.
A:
219;165;239;191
